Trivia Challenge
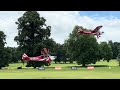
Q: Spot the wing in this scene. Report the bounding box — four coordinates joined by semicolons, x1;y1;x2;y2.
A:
92;26;103;33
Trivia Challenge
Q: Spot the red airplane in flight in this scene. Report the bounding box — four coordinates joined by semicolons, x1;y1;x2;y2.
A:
77;26;104;38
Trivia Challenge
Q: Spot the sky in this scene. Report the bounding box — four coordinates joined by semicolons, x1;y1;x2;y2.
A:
1;11;120;47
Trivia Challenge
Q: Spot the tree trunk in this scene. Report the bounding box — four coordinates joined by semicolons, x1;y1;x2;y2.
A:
55;61;57;64
33;67;36;69
82;64;86;67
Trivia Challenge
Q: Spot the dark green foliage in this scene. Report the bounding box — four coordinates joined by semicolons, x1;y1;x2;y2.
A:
99;42;113;62
0;31;9;69
5;47;23;63
117;52;120;66
113;42;120;59
108;40;120;59
55;48;62;63
108;40;114;59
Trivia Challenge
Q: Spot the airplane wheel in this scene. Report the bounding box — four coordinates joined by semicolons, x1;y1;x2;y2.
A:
17;67;22;69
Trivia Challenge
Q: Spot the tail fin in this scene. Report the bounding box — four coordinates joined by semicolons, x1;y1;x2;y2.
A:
77;27;83;33
22;53;28;60
22;53;28;65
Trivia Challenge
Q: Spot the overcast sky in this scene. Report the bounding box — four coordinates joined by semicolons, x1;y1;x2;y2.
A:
1;11;120;47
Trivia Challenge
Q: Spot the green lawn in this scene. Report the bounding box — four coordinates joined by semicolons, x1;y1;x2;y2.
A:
0;60;120;79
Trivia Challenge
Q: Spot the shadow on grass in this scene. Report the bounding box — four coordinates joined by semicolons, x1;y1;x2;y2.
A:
44;64;109;69
53;62;75;64
91;65;109;67
45;67;55;68
66;65;109;68
14;64;109;70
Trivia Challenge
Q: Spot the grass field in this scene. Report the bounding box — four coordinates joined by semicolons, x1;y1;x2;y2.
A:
0;60;120;79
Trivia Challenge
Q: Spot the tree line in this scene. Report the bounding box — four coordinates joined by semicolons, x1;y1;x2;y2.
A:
0;11;120;68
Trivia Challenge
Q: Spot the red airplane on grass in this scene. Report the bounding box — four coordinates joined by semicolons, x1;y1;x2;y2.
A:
22;48;56;65
77;26;104;38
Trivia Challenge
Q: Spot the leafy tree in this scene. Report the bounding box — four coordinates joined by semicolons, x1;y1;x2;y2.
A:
14;11;53;68
60;44;68;63
65;25;99;66
63;41;74;63
0;31;9;69
5;47;22;63
108;40;120;59
16;46;24;62
116;45;120;66
53;43;62;63
99;42;113;62
113;42;120;59
108;40;114;59
117;52;120;66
